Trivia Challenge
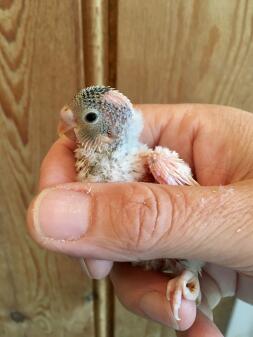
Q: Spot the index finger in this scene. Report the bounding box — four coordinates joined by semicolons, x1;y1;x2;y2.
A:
39;104;195;191
39;136;76;191
38;106;161;191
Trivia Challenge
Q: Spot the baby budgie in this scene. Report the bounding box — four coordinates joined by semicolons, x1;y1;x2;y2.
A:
60;85;204;321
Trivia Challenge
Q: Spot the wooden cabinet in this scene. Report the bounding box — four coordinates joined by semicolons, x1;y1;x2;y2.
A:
1;1;251;336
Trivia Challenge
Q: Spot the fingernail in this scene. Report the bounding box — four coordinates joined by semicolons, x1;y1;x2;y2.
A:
139;291;179;329
80;258;113;279
34;188;90;240
80;258;93;278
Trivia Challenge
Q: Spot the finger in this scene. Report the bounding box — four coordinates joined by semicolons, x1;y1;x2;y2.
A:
39;137;112;277
40;104;192;188
39;104;212;190
140;104;253;185
58;105;77;141
38;105;185;278
135;104;175;147
38;105;182;191
110;263;196;331
44;105;253;190
80;258;113;279
39;136;76;191
136;104;198;168
38;105;187;278
177;311;223;337
27;180;253;274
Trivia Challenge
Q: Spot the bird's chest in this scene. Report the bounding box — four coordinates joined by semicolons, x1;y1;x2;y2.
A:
75;145;149;183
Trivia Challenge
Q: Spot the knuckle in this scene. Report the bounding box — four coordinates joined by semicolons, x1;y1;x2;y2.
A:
112;183;174;255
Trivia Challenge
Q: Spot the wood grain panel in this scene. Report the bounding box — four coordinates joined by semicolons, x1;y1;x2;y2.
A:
0;1;245;337
117;0;253;112
0;1;93;336
115;1;244;335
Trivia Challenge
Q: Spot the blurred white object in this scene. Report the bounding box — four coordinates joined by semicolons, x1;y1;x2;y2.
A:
226;299;253;337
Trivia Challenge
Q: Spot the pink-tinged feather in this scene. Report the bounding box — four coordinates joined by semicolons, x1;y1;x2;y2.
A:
103;90;132;107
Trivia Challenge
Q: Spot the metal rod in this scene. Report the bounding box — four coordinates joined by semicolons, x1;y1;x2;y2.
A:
93;278;114;337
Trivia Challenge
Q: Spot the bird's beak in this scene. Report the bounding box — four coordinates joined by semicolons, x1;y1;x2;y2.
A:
58;105;77;141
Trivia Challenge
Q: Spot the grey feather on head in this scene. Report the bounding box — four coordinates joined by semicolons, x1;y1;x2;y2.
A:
71;85;133;148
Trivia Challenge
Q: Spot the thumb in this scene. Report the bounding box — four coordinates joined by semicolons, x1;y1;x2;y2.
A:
27;181;253;273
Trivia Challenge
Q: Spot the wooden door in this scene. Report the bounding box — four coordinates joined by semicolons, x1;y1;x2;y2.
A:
1;1;252;336
0;1;93;336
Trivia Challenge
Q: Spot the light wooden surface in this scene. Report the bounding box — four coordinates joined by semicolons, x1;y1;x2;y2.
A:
117;0;253;112
0;1;94;336
1;0;252;336
116;1;244;334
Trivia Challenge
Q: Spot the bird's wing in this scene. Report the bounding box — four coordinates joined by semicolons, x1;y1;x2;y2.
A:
147;146;199;186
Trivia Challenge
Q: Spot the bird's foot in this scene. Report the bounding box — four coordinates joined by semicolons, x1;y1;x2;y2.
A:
166;270;201;321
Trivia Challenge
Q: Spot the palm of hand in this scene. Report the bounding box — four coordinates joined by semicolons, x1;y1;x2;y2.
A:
34;104;253;336
131;104;253;333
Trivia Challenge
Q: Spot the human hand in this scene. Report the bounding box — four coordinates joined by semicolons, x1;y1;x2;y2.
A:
27;104;253;335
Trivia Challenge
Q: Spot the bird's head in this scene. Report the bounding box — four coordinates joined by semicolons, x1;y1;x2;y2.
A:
60;86;134;150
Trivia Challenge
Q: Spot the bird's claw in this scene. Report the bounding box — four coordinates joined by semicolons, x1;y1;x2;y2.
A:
166;270;201;321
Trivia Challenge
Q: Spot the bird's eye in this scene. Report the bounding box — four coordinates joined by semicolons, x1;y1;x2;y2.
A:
84;112;98;123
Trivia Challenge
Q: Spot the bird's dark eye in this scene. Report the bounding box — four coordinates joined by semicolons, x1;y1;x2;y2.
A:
84;112;98;123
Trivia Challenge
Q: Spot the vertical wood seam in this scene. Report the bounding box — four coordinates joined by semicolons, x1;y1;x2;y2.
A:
81;0;117;86
76;0;86;88
80;1;118;337
108;0;118;87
